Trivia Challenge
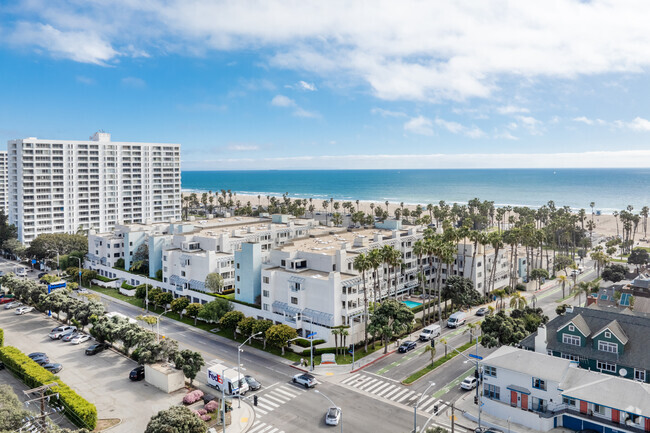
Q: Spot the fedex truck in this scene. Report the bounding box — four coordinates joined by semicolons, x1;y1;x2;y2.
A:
207;364;249;396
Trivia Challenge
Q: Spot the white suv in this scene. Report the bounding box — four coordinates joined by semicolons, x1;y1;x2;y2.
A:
460;376;478;390
49;326;77;340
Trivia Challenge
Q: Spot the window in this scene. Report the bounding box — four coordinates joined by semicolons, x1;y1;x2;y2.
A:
568;325;575;332
484;384;500;400
547;349;553;356
237;263;240;269
562;334;581;346
263;303;269;311
281;260;286;266
562;397;576;407
593;404;606;415
484;366;497;377
181;271;185;277
597;360;616;373
333;264;336;271
598;341;618;353
561;353;580;361
236;276;240;281
532;397;547;413
634;369;646;382
263;290;269;297
290;297;298;305
532;378;546;390
263;276;269;284
604;331;611;338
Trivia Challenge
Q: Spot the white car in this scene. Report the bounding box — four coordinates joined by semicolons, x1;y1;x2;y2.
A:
460;376;478;390
292;373;317;388
49;326;77;340
4;301;23;309
15;306;33;315
325;407;341;426
70;334;91;345
77;288;89;294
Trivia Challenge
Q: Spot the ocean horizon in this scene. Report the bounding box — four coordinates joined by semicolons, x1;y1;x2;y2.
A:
181;168;650;213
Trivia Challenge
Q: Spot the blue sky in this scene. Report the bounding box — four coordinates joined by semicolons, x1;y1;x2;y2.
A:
2;1;650;170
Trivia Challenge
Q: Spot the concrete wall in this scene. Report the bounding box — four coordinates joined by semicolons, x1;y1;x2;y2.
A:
235;242;262;304
144;363;185;393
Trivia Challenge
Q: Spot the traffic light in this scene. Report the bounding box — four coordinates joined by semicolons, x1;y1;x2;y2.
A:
474;369;479;378
348;344;354;352
430;339;435;348
474;396;479;405
253;395;258;407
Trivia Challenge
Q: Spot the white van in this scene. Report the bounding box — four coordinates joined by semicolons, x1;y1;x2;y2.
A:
419;324;442;341
447;311;467;328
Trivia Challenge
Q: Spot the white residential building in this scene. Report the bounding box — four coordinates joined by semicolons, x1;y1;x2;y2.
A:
0;150;8;214
8;131;181;244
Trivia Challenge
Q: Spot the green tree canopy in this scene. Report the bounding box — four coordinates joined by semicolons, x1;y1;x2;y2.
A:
252;319;274;349
170;297;190;317
145;405;205;433
628;248;649;271
265;324;298;355
367;299;415;353
198;298;232;323
205;272;224;293
238;316;257;339
174;349;205;386
442;276;482;309
26;233;88;260
601;264;627;283
220;310;245;338
185;303;203;325
480;311;528;348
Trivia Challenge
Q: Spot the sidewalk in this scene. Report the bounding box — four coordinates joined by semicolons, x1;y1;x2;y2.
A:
194;382;256;433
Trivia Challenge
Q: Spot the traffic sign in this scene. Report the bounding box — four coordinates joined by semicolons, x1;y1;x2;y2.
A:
307;332;317;338
468;354;483;360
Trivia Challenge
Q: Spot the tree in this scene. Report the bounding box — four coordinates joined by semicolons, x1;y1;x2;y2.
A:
464;321;480;343
185;303;203;325
426;428;449;433
26;233;88;260
115;258;125;269
252;319;274;349
145;405;205;433
554;255;575;275
424;344;436;366
205;272;224;293
572;281;593;307
174;350;205;386
198;298;232;323
154;292;174;309
74;300;105;331
510;306;549;332
147;287;162;308
601;264;627;283
628;248;649;272
171;297;190;318
353;252;371;352
442;276;482;310
0;210;17;246
480;311;528;348
556;275;569;299
265;324;298;355
137;314;159;332
41;290;68;320
238;316;257;340
220;310;245;338
80;269;98;286
529;268;549;290
0;384;33;431
133;242;149;265
509;292;527;310
367;299;415;353
2;238;26;258
138;338;179;365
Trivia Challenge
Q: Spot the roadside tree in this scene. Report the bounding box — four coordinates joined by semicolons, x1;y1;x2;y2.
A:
601;264;627;283
174;350;205;386
367;299;414;353
204;272;224;293
185;303;203;325
265;324;297;355
220;310;245;338
170;297;190;318
628;248;649;272
197;298;232;323
252;319;274;349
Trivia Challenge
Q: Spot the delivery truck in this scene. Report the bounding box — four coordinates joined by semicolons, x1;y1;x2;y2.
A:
207;364;249;396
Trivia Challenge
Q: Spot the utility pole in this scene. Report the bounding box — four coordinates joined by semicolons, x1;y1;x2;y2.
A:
451;403;455;433
22;382;60;431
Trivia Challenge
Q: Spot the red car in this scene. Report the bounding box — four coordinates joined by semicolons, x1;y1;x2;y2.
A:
0;297;16;304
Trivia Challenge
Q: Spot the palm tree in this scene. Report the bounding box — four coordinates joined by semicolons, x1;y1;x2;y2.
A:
556;274;569;299
440;337;448;357
509;292;527;310
464;321;479;343
368;249;382;305
613;211;620;238
493;288;507;311
572;281;592;307
424;344;436;366
353;253;371;351
487;231;504;294
339;329;349;356
331;328;342;355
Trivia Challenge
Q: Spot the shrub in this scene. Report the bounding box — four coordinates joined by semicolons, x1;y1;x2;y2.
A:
114;258;125;269
197;409;207;415
293;338;326;348
0;346;97;429
301;347;339;356
204;401;219;413
200;414;212;422
183;389;204;405
0;328;3;347
121;281;135;290
95;275;116;283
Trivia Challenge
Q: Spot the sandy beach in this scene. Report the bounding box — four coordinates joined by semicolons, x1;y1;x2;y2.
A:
183;191;641;241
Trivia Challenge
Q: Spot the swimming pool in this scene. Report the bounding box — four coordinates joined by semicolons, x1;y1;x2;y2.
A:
402;300;422;309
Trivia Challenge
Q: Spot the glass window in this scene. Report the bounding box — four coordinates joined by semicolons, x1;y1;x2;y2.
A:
290;297;298;305
532;378;546;390
634;369;646;382
562;397;576;406
561;353;580;361
484;384;500;400
597;360;616;373
484;366;497;377
263;290;270;297
598;341;618;353
562;334;581;346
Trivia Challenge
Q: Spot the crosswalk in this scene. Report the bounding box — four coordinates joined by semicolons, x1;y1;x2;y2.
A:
247;421;285;433
252;383;305;419
339;373;450;414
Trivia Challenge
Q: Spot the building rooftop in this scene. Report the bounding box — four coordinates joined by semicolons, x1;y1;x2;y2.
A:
483;345;574;383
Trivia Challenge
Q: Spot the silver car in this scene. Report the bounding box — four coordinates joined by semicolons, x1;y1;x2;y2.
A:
325;407;341;426
4;301;22;309
49;326;77;340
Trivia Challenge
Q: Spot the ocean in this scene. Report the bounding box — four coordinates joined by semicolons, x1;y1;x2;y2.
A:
181;168;650;213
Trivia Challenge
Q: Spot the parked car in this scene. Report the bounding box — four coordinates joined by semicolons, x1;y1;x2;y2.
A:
244;375;261;391
49;326;77;340
460;376;478;390
475;307;489;316
28;352;47;360
43;363;63;373
419;324;441;341
37;272;49;279
5;301;23;309
129;365;145;381
34;357;50;366
292;373;316;388
70;334;91;345
62;331;79;342
85;343;108;356
15;306;34;315
0;297;16;304
398;340;417;353
77;288;89;294
325;406;342;426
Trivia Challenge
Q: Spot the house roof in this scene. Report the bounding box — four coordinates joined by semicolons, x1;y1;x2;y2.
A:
482;346;574;383
556;314;591;337
521;306;650;372
561;367;650;416
592;320;629;345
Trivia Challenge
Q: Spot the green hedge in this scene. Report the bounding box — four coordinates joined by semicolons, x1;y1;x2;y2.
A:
0;346;97;429
300;347;339;356
95;275;117;283
121;281;135;290
293;338;326;348
0;328;3;347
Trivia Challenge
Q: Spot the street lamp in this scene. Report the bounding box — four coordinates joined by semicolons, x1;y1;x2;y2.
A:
156;309;170;343
314;390;342;433
414;381;436;433
448;338;483;430
71;256;82;288
237;332;262;408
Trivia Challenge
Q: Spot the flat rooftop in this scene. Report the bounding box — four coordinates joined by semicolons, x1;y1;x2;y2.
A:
195;217;314;238
278;227;408;255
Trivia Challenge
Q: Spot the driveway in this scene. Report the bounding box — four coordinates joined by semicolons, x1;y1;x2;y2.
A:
0;308;184;433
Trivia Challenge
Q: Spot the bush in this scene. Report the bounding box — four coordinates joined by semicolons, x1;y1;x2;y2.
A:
0;346;97;429
204;401;219;413
301;347;338;356
200;414;212;422
155;269;163;280
121;281;135;290
95;275;116;283
183;389;204;405
197;409;207;415
114;258;125;269
0;328;3;347
293;338;326;348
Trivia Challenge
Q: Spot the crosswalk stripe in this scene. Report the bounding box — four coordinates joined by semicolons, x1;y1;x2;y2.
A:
258;399;278;409
397;391;415;402
255;406;269;414
365;381;391;393
249;423;265;432
381;386;402;398
265;393;290;404
340;374;361;385
268;429;279;433
391;389;409;400
376;384;399;397
418;396;436;409
274;388;299;398
259;426;274;433
280;385;303;394
357;378;379;390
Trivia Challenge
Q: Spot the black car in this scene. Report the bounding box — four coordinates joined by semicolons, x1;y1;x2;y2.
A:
475;307;489;316
129;365;145;381
85;343;108;356
34;357;50;366
43;363;63;373
38;272;48;279
245;375;261;391
28;352;47;359
398;340;417;353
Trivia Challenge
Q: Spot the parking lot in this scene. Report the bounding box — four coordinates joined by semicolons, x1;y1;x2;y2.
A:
0;306;183;432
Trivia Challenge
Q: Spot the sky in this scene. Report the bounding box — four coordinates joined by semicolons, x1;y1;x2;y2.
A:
2;0;650;170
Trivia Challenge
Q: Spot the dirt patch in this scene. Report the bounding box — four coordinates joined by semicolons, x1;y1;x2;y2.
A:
94;418;121;431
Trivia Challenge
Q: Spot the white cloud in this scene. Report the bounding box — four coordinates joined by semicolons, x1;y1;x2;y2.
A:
494;131;519;140
227;144;260;151
625;117;650;131
404;116;434;136
292;80;317;91
11;1;650;102
516;115;544;135
435;118;486;138
271;94;295;107
121;77;146;88
573;116;594;125
371;108;407;118
497;105;529;115
183;149;650;170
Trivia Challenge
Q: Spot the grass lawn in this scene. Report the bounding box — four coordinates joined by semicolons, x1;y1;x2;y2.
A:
403;337;482;385
89;285;144;307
